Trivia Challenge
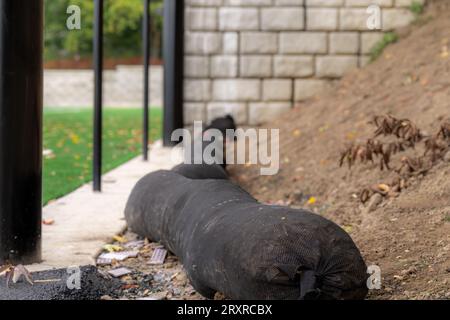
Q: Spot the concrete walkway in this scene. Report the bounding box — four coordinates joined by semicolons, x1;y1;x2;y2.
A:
28;142;178;272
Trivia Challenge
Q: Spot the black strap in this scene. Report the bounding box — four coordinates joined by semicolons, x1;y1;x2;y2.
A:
299;270;321;300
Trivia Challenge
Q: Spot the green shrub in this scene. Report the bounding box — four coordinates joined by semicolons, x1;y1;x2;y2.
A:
44;0;163;61
370;32;399;62
410;1;424;16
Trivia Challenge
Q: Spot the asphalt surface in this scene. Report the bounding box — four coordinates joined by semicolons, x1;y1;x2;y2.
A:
0;266;121;300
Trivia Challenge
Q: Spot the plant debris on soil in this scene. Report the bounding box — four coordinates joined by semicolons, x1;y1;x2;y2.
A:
97;231;204;301
339;114;449;204
228;2;450;300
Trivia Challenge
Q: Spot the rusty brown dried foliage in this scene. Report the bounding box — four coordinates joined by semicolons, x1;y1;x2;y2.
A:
340;115;450;204
372;114;424;143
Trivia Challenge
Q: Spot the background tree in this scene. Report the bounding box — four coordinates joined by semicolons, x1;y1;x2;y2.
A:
44;0;163;61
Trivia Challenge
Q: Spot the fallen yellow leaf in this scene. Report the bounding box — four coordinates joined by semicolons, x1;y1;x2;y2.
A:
113;235;127;243
343;225;353;233
378;184;390;193
307;197;317;205
69;133;80;144
103;244;123;253
293;129;301;137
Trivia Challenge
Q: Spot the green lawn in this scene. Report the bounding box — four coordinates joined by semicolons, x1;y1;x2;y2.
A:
43;108;162;205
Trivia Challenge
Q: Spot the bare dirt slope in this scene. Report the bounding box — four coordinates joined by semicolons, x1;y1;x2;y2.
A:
230;3;450;300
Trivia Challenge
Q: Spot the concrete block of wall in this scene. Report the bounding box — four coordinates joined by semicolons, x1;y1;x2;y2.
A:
240;56;272;78
316;56;358;78
184;103;207;125
340;8;370;31
307;8;338;31
185;79;212;102
186;8;218;31
207;102;248;125
224;0;272;5
223;32;239;54
249;102;292;125
262;79;293;101
186;0;223;6
275;0;305;5
185;32;222;54
240;32;278;54
294;79;331;101
274;56;314;77
307;0;343;6
280;32;328;54
261;8;305;31
219;8;259;31
211;56;238;78
329;32;359;54
382;9;415;30
212;79;261;101
345;0;393;7
185;56;210;78
361;32;384;54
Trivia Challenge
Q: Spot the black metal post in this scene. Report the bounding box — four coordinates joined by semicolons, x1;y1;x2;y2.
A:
163;0;184;146
142;0;150;160
93;0;103;191
0;0;43;264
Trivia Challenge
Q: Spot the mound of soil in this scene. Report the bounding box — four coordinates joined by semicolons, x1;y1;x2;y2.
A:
230;3;450;300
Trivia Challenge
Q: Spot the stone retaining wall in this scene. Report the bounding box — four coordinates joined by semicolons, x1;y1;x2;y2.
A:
44;65;163;108
184;0;425;125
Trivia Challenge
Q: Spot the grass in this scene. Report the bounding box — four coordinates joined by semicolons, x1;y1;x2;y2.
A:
411;1;432;27
370;32;399;62
369;1;427;63
43;108;162;205
445;214;450;223
410;1;424;17
369;1;426;62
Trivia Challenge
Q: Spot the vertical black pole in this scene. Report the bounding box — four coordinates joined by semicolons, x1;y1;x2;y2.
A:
163;0;184;146
0;0;43;264
93;0;103;191
142;0;150;160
